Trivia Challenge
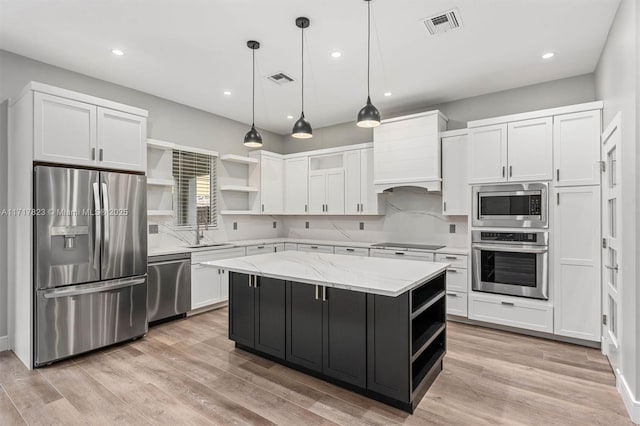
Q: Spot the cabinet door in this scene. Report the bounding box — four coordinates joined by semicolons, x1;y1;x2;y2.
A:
442;134;469;215
360;148;380;214
553;110;601;187
468;124;508;183
507;117;553;182
553;186;601;341
344;150;362;215
261;156;284;214
191;264;221;310
220;269;229;301
33;92;97;167
308;172;326;214
229;273;255;347
254;277;286;359
97;107;147;172
323;287;367;387
286;282;323;372
284;157;309;214
325;170;345;215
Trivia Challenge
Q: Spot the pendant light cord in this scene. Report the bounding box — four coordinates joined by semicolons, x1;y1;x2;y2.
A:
367;0;371;98
301;25;305;114
252;47;255;126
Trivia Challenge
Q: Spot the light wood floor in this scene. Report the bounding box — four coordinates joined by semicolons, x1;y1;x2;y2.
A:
0;308;632;425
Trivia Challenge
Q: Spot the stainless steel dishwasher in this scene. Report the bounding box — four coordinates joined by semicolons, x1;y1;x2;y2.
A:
147;252;191;324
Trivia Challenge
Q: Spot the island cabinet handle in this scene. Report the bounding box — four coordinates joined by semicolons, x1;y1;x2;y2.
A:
248;276;252;288
254;276;259;288
315;285;319;300
322;286;327;302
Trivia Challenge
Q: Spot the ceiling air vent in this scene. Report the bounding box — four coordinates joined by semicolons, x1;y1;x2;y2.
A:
267;72;295;85
422;8;463;36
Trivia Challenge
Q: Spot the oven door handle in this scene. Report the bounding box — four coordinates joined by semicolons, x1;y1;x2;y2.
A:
472;244;548;254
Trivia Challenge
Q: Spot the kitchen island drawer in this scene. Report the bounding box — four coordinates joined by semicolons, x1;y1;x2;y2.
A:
468;293;553;333
446;292;467;317
435;254;468;269
445;268;468;292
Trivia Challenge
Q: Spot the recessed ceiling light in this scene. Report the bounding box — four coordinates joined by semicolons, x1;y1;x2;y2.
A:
384;92;392;97
223;91;232;96
287;115;294;119
331;51;342;59
542;52;555;59
111;49;124;56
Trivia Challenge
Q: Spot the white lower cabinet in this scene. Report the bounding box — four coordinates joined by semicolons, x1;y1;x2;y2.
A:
191;247;246;310
445;268;467;293
274;243;285;252
284;243;298;251
370;249;434;261
445;291;468;317
246;244;276;256
297;243;334;254
334;246;369;256
469;293;553;333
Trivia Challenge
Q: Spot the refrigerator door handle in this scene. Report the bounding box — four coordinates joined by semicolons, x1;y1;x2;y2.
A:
92;182;102;271
101;182;110;251
43;277;146;299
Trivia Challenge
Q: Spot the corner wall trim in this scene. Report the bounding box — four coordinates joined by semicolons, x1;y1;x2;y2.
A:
0;335;8;352
618;373;640;424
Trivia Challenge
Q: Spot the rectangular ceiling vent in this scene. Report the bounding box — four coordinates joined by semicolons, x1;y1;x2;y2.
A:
422;8;463;36
267;72;295;85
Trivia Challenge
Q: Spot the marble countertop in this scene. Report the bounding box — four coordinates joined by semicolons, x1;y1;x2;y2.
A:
201;251;449;297
148;238;468;257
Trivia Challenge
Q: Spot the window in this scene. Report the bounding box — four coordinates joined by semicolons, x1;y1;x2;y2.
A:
172;149;218;227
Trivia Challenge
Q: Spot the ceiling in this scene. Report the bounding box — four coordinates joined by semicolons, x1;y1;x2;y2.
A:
0;0;620;135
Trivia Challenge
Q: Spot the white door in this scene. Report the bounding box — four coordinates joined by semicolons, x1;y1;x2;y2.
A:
308;172;326;214
601;113;621;370
220;269;230;301
468;124;508;183
284;157;309;214
553;185;601;341
553;110;602;187
33;92;97;167
260;155;283;214
97;107;146;172
507;117;553;182
191;264;220;309
344;150;361;214
360;148;379;214
442;134;469;215
325;170;345;214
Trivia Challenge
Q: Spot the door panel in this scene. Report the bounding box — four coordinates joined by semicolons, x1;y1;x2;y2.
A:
554;110;601;187
360;148;379;214
254;277;286;359
326;170;345;214
507;118;553;182
261;156;284;214
34;166;100;289
284;157;309;214
229;273;255;347
190;264;220;310
344;150;361;214
442;134;469;215
323;287;367;387
308;173;326;214
100;172;147;280
97;107;146;172
286;282;323;372
469;124;507;184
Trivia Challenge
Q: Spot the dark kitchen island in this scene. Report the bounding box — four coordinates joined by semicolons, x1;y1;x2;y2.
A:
204;251;448;413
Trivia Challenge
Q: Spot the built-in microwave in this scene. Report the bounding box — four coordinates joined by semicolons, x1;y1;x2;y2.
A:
472;183;548;228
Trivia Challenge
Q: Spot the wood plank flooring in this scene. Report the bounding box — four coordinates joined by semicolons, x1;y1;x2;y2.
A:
0;308;632;425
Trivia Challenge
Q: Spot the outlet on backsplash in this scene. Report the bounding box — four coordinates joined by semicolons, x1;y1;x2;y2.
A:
305;221;309;229
273;221;277;229
449;224;456;233
149;224;159;234
360;222;364;230
233;222;238;230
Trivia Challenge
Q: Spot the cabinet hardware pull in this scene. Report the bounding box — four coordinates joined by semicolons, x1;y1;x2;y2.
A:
445;256;457;260
446;293;458;297
262;204;264;212
346;248;355;252
443;202;446;212
305;204;308;213
604;264;619;271
447;269;458;273
509;165;513;177
257;246;265;249
322;286;327;302
248;275;252;288
361;203;364;212
254;276;259;288
315;285;319;300
311;246;318;249
502;166;505;178
99;148;104;161
556;169;560;181
557;193;560;205
91;148;96;160
501;301;515;306
395;252;405;256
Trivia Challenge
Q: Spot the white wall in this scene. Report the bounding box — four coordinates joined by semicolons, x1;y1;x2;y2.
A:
594;0;639;420
283;74;597;154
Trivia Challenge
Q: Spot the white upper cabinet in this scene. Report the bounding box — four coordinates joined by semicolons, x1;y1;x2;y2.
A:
97;107;147;172
344;150;361;215
359;148;381;214
468;124;508;184
441;132;469;215
325;170;345;214
507;118;553;182
309;169;345;215
373;111;447;192
34;92;97;167
31;84;148;171
250;152;284;214
284;157;309;214
553;110;602;187
553;186;601;341
308;172;326;214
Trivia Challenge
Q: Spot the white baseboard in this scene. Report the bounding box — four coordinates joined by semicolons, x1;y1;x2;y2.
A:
617;373;640;424
0;335;8;352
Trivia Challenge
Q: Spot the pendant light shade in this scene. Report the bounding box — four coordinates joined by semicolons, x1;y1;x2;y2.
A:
244;40;263;148
357;0;381;128
292;17;313;139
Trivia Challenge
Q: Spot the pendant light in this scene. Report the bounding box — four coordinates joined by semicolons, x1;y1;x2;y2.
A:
292;17;313;139
357;0;381;128
244;40;263;148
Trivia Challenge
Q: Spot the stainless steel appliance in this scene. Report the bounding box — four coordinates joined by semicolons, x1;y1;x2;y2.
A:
147;252;191;324
472;183;548;228
471;230;549;300
34;165;148;366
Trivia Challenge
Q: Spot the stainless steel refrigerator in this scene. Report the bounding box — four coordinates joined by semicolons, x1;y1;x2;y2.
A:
34;165;148;366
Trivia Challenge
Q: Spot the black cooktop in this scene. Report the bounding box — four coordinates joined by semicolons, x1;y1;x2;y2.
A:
371;242;446;250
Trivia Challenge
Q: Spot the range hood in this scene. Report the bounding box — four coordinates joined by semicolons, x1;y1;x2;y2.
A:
373;110;448;194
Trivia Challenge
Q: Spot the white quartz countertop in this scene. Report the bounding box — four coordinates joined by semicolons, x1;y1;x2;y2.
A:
202;251;449;297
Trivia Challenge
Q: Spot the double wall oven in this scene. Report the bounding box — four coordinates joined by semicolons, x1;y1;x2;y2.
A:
471;183;549;300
